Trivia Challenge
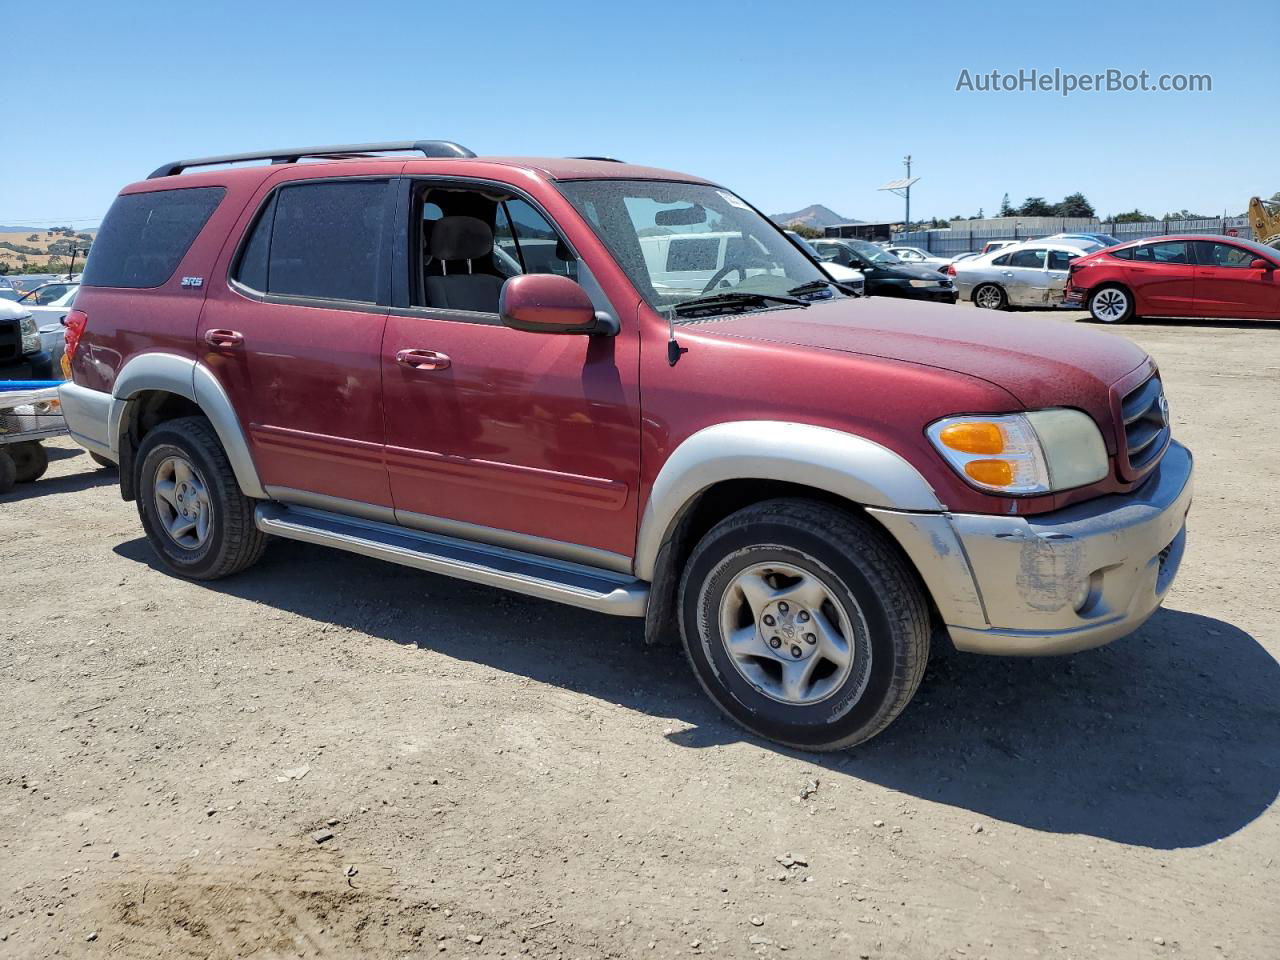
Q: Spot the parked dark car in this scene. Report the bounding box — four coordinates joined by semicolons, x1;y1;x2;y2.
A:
811;238;957;303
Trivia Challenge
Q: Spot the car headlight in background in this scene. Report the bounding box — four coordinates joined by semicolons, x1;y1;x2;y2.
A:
908;279;939;288
19;313;40;354
927;410;1108;495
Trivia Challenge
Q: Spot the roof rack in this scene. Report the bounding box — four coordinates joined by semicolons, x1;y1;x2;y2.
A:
147;140;476;179
572;156;624;163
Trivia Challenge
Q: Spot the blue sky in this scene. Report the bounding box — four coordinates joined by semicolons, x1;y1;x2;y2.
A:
2;0;1276;228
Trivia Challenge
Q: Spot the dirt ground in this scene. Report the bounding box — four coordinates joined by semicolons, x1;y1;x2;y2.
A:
3;307;1278;960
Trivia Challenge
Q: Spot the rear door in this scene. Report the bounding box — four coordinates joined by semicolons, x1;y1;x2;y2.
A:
1044;249;1080;304
200;176;398;508
1125;239;1197;314
1193;240;1280;318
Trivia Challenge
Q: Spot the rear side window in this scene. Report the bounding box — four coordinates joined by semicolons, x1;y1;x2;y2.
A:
83;186;225;288
1109;247;1134;260
1007;248;1047;268
234;179;392;303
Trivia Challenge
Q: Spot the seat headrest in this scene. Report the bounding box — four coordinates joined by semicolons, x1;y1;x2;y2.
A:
430;216;493;261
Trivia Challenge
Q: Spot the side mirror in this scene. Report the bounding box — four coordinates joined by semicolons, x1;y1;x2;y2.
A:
1250;258;1274;271
499;274;616;336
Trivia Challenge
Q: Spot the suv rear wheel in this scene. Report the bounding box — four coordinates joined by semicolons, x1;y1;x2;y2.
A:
678;499;930;750
135;416;267;580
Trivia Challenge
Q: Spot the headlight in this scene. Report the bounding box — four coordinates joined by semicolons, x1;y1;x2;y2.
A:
908;279;938;288
927;410;1108;495
19;314;40;354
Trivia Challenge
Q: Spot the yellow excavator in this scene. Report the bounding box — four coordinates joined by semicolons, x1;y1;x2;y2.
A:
1247;196;1280;248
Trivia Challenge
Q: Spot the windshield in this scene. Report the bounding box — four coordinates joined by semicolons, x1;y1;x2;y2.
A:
559;180;834;315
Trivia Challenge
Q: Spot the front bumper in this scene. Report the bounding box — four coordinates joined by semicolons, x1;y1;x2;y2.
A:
870;441;1193;655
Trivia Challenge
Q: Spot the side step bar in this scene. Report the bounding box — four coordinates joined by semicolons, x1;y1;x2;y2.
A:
254;503;648;617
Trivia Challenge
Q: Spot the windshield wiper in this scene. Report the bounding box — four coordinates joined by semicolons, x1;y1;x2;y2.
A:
786;278;861;298
671;290;810;319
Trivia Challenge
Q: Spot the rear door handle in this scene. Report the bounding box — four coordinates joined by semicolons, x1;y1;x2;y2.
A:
396;348;451;371
204;329;243;348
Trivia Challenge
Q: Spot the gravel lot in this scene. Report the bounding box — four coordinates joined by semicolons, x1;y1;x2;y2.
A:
3;308;1278;960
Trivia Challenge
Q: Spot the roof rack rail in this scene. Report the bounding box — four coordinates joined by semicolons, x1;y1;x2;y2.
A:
572;155;624;163
147;140;476;179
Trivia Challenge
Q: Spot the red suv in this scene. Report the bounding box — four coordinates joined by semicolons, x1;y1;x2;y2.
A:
59;141;1194;749
1064;234;1280;322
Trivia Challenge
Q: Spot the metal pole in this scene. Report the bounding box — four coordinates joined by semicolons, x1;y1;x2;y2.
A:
903;155;912;227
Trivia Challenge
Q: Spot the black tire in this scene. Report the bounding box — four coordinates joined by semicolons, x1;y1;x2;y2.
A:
678;498;931;751
135;416;267;580
10;441;49;483
89;452;117;470
1087;284;1135;323
0;450;16;495
972;283;1007;310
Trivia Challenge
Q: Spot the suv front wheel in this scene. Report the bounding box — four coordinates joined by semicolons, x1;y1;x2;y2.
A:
135;416;267;580
678;499;930;750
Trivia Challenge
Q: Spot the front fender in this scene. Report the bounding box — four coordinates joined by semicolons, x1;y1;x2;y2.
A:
633;420;943;580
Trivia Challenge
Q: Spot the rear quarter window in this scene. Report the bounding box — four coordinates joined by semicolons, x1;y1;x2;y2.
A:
82;186;225;288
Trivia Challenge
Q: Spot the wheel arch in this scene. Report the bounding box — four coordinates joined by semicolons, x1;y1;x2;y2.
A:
110;354;266;500
635;422;942;582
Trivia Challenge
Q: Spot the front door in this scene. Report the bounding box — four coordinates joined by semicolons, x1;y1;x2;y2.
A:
380;179;642;566
1193;240;1280;318
199;177;398;508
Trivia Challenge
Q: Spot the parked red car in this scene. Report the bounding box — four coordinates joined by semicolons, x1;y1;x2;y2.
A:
1064;235;1280;323
59;141;1193;750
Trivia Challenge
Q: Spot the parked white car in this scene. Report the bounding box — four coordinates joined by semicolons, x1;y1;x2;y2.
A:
786;231;865;295
17;280;78;368
883;245;952;272
951;241;1091;310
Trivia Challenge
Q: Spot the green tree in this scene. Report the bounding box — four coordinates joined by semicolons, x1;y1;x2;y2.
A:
1055;193;1096;218
998;194;1014;217
1110;209;1152;223
1017;197;1055;217
789;224;823;239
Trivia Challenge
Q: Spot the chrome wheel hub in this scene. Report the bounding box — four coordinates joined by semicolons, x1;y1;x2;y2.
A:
717;561;866;706
153;455;213;550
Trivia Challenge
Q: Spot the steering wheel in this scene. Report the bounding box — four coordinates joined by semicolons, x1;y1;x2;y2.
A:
701;256;774;294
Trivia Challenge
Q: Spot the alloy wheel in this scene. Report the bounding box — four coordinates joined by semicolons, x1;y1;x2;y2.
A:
152;455;214;550
716;561;867;706
1091;288;1129;322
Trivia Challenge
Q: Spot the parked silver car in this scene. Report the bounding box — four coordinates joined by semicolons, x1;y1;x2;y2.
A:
952;241;1090;310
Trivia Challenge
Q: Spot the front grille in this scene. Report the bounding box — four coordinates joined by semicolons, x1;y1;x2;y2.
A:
0;318;20;362
1120;375;1170;470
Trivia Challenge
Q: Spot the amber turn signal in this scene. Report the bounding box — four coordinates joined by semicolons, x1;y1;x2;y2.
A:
964;459;1014;487
939;421;1004;455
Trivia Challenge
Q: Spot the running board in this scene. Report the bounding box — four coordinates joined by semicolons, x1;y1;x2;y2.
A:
254;502;648;617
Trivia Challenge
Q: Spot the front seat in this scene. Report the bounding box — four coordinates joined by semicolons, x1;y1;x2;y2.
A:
425;216;504;313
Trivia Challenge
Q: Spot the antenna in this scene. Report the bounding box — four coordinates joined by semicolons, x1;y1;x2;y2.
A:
666;312;687;366
879;155;920;227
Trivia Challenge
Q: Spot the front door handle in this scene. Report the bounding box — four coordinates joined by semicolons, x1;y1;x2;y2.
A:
205;329;244;348
396;348;451;371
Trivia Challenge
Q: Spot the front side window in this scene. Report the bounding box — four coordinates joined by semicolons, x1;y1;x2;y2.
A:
83;186;225;289
235;179;392;303
1196;241;1256;268
559;179;836;314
